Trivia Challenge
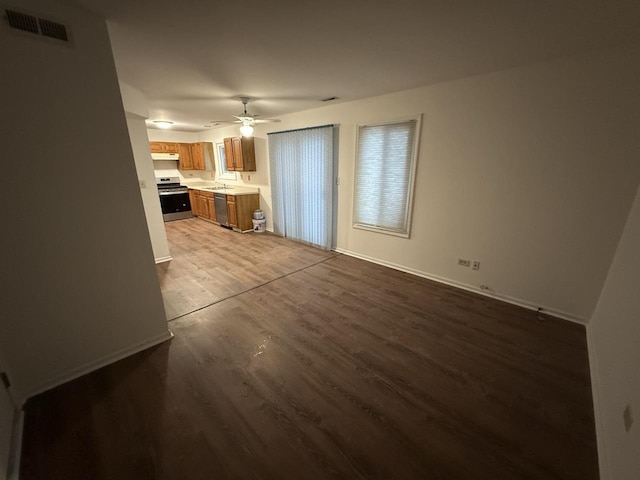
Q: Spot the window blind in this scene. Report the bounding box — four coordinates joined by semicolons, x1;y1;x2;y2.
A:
353;119;418;236
269;125;334;249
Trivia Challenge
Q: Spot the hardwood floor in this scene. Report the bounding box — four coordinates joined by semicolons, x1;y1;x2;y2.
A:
157;218;336;320
20;219;599;479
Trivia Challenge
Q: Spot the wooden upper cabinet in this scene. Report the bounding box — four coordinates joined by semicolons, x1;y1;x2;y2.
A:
178;143;193;170
149;141;179;153
149;142;164;153
224;137;256;171
190;143;206;170
151;141;211;171
224;138;234;171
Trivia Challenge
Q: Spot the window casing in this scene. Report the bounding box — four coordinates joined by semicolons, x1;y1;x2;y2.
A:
353;117;421;237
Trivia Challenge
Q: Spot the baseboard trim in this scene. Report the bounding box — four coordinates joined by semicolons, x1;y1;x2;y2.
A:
19;329;174;405
155;255;173;264
334;248;587;325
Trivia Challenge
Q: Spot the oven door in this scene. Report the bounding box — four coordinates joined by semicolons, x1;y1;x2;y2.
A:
159;190;193;221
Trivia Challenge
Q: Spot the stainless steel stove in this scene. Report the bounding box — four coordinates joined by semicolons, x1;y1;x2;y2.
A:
156;176;192;221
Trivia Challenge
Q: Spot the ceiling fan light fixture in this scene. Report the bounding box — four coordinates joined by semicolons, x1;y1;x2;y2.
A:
240;123;254;137
153;120;174;129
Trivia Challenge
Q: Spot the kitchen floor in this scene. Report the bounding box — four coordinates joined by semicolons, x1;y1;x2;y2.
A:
19;219;598;479
156;218;336;320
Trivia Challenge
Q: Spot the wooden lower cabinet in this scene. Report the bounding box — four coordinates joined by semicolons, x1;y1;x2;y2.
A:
227;196;238;228
227;194;260;232
189;189;216;221
190;190;259;232
206;195;216;222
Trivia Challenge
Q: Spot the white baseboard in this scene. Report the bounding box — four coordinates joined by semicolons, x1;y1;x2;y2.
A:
155;255;173;264
334;248;587;325
19;329;174;405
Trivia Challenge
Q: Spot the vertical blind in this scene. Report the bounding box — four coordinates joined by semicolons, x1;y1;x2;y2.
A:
269;125;334;249
353;120;417;235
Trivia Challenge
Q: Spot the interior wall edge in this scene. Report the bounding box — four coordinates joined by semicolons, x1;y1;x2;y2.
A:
333;248;587;325
6;409;23;480
16;330;174;406
154;255;173;264
586;322;610;480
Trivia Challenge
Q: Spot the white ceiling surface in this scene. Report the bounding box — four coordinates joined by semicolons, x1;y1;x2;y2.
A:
69;0;640;132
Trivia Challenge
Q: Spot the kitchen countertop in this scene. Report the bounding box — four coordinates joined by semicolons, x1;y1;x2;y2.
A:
187;184;260;196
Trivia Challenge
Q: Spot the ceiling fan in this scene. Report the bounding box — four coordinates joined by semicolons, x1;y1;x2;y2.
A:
212;97;280;136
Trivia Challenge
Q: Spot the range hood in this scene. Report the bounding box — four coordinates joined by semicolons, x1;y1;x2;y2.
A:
151;152;179;161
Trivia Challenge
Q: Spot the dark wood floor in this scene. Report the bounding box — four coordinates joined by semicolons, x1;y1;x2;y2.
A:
20;219;599;479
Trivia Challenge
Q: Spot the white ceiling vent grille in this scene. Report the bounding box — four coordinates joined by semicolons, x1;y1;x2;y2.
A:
5;9;70;42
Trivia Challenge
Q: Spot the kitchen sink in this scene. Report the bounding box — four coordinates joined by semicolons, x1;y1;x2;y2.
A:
201;186;225;191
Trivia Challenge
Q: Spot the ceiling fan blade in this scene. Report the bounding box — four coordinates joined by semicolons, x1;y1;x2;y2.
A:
252;118;281;124
210;120;241;125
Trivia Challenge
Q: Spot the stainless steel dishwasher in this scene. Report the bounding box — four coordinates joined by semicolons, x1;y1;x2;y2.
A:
214;193;229;227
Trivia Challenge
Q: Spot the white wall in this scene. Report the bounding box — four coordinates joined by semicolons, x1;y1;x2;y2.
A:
588;184;640;480
119;82;172;262
0;0;170;401
127;115;172;262
254;43;640;322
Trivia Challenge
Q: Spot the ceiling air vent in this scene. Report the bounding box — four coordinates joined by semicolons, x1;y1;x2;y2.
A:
5;9;70;42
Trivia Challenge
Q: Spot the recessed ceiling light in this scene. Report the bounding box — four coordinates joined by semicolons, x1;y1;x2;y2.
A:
153;120;174;129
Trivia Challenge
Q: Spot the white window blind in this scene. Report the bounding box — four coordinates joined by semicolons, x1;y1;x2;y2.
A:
269;125;334;249
353;118;420;237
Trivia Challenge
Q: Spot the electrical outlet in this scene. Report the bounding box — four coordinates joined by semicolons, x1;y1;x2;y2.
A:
138;180;146;189
247;175;251;181
187;173;194;177
624;404;634;432
472;261;480;271
458;259;471;267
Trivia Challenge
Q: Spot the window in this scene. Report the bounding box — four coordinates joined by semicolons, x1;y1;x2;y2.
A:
353;117;420;237
216;142;236;180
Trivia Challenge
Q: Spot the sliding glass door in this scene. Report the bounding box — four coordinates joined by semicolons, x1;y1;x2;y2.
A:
268;125;335;250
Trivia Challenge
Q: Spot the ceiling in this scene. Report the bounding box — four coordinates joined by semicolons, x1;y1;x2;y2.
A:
67;0;640;132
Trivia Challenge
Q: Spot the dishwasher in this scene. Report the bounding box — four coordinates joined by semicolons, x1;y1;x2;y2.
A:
214;193;229;227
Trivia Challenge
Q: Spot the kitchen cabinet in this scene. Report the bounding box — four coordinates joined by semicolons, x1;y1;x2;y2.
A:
150;141;179;153
151;142;211;170
189;189;217;222
224;137;256;171
179;143;193;170
190;143;207;170
190;189;259;232
178;142;210;170
206;195;216;222
226;195;238;228
227;193;260;232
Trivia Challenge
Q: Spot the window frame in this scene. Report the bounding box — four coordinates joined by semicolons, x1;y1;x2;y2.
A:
352;115;422;238
216;141;237;180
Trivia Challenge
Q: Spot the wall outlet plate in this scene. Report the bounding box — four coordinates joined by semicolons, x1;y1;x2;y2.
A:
458;259;471;267
472;261;480;270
